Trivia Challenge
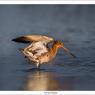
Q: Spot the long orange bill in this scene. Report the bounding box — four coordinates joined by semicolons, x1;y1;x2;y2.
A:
63;47;76;58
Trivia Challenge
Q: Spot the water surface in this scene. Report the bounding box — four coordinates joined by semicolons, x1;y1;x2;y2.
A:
0;5;95;90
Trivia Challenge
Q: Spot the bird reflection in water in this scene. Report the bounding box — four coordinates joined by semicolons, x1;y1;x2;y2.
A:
23;70;74;90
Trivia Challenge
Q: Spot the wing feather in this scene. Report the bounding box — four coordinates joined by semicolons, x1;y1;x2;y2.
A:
12;35;54;44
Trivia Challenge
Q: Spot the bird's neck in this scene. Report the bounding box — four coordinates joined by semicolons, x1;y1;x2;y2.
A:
49;44;59;59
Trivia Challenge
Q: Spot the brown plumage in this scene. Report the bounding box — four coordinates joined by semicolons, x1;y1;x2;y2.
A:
12;35;76;69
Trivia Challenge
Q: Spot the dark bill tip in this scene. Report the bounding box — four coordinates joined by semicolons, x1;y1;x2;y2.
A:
69;52;77;58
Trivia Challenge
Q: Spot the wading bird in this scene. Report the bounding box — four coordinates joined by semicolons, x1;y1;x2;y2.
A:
12;35;76;69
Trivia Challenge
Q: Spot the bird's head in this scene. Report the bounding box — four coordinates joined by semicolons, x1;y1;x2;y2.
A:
54;40;65;48
54;40;76;58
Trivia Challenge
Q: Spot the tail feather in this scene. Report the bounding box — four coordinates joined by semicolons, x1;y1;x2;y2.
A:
12;36;31;43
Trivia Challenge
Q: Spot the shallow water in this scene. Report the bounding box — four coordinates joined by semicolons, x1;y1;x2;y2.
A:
0;5;95;90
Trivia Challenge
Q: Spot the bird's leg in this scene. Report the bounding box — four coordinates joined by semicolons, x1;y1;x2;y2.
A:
36;63;40;70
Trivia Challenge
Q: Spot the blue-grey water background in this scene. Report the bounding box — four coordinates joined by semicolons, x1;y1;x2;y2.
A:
0;5;95;90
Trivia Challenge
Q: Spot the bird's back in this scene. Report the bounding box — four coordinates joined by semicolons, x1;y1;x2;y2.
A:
22;41;49;63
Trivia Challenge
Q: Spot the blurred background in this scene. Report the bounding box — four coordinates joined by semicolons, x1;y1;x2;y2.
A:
0;5;95;90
